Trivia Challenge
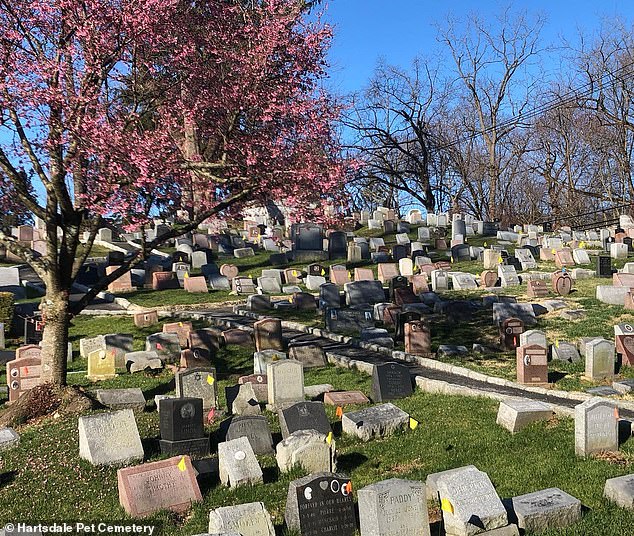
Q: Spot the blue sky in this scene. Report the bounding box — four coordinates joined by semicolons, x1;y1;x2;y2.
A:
322;0;633;95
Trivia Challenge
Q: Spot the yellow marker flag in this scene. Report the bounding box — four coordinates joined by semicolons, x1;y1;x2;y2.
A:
484;242;488;247
450;257;454;263
184;272;189;279
409;418;419;430
321;269;326;276
288;296;293;303
292;270;298;277
248;274;252;278
207;374;214;385
177;456;186;472
441;498;454;514
555;339;559;347
498;256;503;263
551;248;556;254
178;321;183;327
326;432;333;445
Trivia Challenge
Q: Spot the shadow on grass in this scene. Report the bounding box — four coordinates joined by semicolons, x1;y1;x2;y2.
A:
548;371;568;383
0;470;17;487
336;451;369;473
143;377;175;402
142;436;161;459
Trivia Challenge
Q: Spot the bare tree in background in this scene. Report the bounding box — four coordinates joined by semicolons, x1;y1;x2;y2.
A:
343;59;449;216
438;7;545;221
576;19;634;202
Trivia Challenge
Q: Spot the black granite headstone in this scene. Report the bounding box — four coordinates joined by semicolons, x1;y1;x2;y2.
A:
371;361;413;402
201;263;220;277
279;401;332;439
345;280;385;306
269;252;289;266
451;244;471;262
107;251;125;265
395;311;422;342
159;397;204;442
328;231;348;259
292;223;324;251
388;275;410;301
325;307;374;333
23;314;44;345
287;473;356;536
319;283;341;310
504;255;522;272
359;241;371;260
596;255;612;278
392;244;408;262
308;263;325;277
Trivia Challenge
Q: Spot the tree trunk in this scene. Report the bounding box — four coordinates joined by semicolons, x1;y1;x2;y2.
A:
39;290;70;386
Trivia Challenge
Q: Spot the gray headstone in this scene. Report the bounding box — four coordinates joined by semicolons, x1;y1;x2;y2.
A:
208;502;275;536
0;427;20;450
279;400;331;439
267;360;304;410
95;388;146;412
496;399;553;434
551;342;581;363
492;303;537;326
436;467;508;536
358;478;430;536
78;409;144;466
425;465;477;502
288;343;327;368
176;367;217;410
225;383;260;416
344;280;386;306
511;488;582;532
223;415;274;456
79;335;106;358
342;403;409;442
585;339;615;381
604;474;634;509
253;349;286;375
276;429;335;473
125;350;163;373
574;397;619;457
218;436;263;487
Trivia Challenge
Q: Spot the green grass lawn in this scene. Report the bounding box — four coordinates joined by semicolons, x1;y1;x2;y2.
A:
0;360;631;535
3;227;634;534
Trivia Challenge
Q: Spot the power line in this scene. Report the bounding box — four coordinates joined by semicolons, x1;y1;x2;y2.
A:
436;58;634;151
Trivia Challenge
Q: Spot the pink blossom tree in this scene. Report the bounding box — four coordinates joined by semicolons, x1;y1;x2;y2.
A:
0;0;347;385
